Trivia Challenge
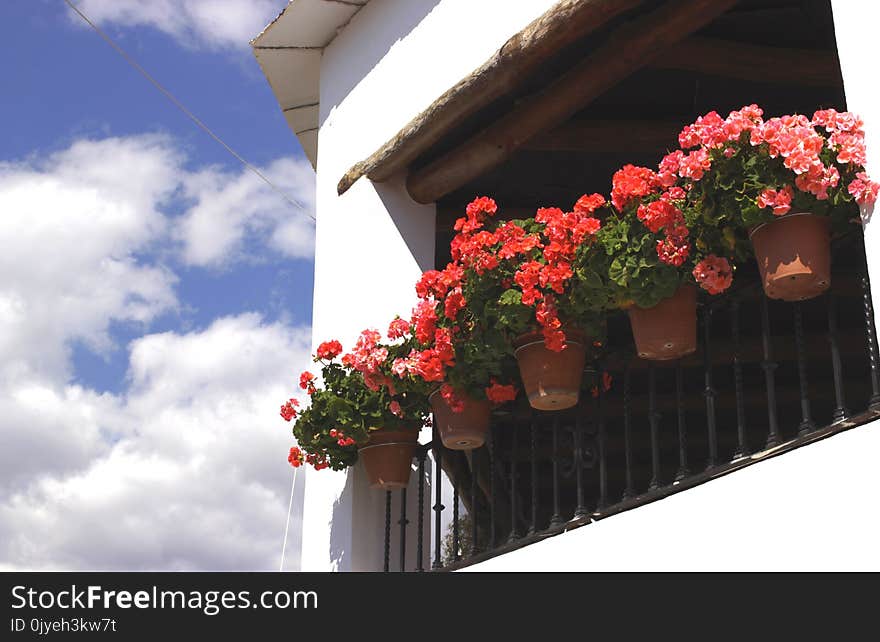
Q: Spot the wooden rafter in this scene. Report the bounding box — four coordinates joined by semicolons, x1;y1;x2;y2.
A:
336;0;643;195
653;36;842;87
521;119;683;153
405;0;739;205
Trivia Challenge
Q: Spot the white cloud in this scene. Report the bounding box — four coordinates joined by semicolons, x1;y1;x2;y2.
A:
0;315;311;571
72;0;290;50
0;383;124;493
0;135;315;570
177;156;315;267
0;135;179;385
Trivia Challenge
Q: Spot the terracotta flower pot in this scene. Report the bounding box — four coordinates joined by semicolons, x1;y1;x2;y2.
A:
749;212;830;301
628;284;697;360
429;389;490;450
358;429;418;490
513;330;587;411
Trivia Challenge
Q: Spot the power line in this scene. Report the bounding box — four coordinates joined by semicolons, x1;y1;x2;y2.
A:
62;0;315;222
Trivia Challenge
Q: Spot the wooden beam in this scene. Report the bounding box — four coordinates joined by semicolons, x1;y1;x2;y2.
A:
406;0;739;205
652;36;843;87
336;0;643;195
522;119;683;152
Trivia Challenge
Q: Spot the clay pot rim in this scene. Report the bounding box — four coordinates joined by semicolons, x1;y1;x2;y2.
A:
748;211;828;239
428;386;488;402
513;327;587;349
357;428;419;453
638;346;697;361
513;338;585;356
357;440;417;452
427;387;449;402
365;422;423;432
628;282;696;312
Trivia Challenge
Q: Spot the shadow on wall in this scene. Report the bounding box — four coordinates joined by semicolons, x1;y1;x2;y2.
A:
281;462;308;571
327;454;432;572
328;470;354;571
319;0;443;125
376;176;437;274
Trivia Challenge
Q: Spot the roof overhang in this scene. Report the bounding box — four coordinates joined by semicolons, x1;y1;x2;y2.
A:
251;0;369;168
334;0;644;199
337;0;786;205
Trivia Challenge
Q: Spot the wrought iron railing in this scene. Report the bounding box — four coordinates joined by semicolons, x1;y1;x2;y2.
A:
380;230;880;571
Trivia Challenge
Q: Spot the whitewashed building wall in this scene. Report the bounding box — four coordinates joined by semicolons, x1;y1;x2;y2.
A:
303;0;561;572
296;0;880;572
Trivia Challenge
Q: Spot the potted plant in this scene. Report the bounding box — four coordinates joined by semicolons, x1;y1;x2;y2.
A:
419;195;606;413
281;331;430;490
579;162;736;360
408;244;518;447
682;105;878;301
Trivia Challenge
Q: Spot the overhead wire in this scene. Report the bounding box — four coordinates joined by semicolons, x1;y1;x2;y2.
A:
62;0;315;221
63;0;313;570
279;465;299;572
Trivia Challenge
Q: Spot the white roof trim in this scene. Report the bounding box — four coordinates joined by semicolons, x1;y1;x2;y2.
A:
252;0;369;168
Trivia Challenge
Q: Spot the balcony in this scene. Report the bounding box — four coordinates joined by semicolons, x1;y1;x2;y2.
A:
378;229;880;571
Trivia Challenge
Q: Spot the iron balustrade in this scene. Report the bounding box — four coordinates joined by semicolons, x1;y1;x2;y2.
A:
380;231;880;571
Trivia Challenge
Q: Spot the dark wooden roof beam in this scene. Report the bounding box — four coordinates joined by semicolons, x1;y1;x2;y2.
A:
336;0;643;195
405;0;739;204
652;36;842;87
521;119;683;153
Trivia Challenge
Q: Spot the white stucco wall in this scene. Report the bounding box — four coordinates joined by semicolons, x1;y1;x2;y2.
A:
833;0;880;302
298;0;880;573
302;0;560;571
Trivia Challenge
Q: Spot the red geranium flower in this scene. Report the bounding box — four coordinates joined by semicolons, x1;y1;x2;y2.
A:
315;340;343;360
387;317;411;340
693;255;733;295
439;383;464;413
280;398;299;422
299;371;316;393
485;379;517;405
611;165;659;211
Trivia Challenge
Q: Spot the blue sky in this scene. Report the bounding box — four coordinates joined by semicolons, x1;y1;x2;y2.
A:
1;0;313;394
0;1;312;570
2;1;293;164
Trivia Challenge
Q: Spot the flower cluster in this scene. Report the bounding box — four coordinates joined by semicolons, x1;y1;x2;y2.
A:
280;397;299;422
329;428;356;447
281;327;431;471
342;329;393;392
278;104;876;473
287;447;330;470
439;382;464;413
414;283;515;401
635;195;692;268
594;151;735;308
299;371;316;394
315;339;342;360
849;172;879;206
757;186;794;216
692;255;733;295
387;316;411;339
485;379;518;404
406;192;609;412
677;105;764;151
681;105;878;232
611;164;658;211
